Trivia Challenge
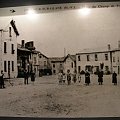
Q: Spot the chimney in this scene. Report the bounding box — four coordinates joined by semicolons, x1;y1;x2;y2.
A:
108;44;111;51
118;41;120;49
21;40;25;48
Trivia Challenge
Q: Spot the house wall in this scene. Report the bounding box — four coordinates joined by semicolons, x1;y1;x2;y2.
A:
64;57;75;74
32;52;39;76
76;52;111;74
112;51;120;74
38;54;49;69
51;62;64;75
0;26;17;78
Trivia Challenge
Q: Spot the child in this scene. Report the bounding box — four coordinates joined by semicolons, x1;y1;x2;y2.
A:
58;72;63;84
62;73;66;84
78;73;81;83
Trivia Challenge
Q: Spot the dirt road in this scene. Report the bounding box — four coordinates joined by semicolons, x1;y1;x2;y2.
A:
0;75;120;117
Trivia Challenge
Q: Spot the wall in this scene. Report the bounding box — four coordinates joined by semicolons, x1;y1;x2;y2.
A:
76;52;111;74
0;26;17;78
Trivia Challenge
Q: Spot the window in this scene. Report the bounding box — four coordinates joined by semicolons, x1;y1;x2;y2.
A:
53;64;55;68
87;55;90;61
71;62;73;68
95;54;98;61
118;57;119;62
78;66;81;73
44;61;47;66
39;55;42;58
113;57;115;62
9;27;12;37
11;44;14;54
53;70;56;74
95;66;99;72
4;61;7;72
105;66;109;71
60;63;62;68
4;42;7;53
105;54;108;60
78;55;81;61
86;65;92;72
12;61;14;71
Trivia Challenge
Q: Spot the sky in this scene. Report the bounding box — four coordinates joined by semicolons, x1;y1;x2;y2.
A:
0;6;120;57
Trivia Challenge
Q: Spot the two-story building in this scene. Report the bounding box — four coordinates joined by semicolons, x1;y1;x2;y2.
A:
76;45;112;74
49;57;64;75
17;41;31;77
38;53;52;76
0;20;19;78
76;44;120;74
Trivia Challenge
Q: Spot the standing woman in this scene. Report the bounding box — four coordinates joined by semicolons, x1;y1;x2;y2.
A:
85;70;90;86
31;70;36;85
72;71;77;83
67;70;71;85
98;70;103;85
112;71;117;85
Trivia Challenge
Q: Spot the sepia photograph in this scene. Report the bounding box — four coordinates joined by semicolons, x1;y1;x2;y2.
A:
0;0;120;118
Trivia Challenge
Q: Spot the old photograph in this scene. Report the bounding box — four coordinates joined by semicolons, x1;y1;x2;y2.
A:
0;1;120;118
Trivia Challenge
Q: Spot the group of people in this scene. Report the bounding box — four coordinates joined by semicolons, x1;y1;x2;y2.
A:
0;69;36;89
58;70;118;86
24;70;36;85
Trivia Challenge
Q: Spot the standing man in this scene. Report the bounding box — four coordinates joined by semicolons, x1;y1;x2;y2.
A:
0;70;5;89
112;71;117;85
98;70;103;85
85;70;90;86
24;70;29;85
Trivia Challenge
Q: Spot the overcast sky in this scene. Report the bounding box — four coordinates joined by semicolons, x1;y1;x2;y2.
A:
0;7;120;57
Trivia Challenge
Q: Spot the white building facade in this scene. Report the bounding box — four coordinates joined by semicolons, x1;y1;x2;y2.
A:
0;21;18;78
76;46;120;74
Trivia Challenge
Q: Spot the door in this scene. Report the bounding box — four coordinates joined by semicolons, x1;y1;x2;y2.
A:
8;61;10;78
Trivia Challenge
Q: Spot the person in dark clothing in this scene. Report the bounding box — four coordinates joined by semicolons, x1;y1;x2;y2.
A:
31;70;36;84
0;70;5;89
24;70;29;85
98;70;103;85
72;72;77;83
112;71;117;85
85;70;90;86
67;70;71;85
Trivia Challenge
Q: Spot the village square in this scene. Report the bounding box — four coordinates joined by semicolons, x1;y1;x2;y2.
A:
0;2;120;117
0;18;120;117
